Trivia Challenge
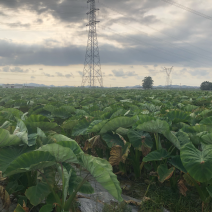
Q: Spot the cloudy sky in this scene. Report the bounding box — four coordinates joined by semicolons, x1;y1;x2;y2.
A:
0;0;211;87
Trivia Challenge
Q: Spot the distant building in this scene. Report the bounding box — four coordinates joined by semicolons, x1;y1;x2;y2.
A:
2;84;34;89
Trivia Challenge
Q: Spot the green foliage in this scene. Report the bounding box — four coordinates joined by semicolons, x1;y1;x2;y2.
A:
142;76;154;89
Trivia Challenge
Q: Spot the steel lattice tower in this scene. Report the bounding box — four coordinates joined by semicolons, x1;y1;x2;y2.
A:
163;66;173;88
82;0;103;87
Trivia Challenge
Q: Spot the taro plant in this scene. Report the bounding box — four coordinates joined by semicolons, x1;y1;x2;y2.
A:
2;141;123;211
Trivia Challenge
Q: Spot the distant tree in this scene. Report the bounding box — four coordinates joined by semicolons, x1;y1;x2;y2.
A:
142;76;154;89
200;81;212;90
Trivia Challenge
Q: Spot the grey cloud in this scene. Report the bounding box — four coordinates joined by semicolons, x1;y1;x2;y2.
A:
43;72;54;77
3;22;31;28
56;72;73;78
31;76;35;79
77;71;83;76
112;69;137;78
0;66;29;73
35;18;43;24
39;68;43;70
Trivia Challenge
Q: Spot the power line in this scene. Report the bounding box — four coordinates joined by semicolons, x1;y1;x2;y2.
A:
162;0;212;21
100;2;212;61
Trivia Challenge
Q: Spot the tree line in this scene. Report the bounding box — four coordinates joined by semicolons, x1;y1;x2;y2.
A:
200;81;212;90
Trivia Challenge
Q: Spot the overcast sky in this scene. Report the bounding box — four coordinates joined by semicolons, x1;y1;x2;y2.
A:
0;0;211;87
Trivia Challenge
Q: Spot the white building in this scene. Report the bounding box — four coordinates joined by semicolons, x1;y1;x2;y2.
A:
2;84;23;88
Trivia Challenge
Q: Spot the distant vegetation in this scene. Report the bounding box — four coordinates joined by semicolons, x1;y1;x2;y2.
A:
142;76;154;89
200;81;212;90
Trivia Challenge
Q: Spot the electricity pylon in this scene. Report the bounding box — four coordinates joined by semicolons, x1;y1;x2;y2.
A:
163;66;173;88
82;0;103;87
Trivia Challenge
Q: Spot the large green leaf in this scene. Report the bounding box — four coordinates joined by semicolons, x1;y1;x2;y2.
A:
167;110;191;123
80;154;123;202
26;122;57;132
137;119;169;134
57;141;83;155
0;146;35;173
199;116;212;125
169;155;187;173
175;131;191;147
87;120;108;133
72;118;93;136
39;204;54;212
100;117;136;134
127;130;152;149
201;133;212;145
143;149;170;162
101;133;125;148
37;143;79;164
25;182;50;206
61;120;78;130
180;143;212;182
5;151;56;176
0;128;21;147
163;131;181;150
135;115;156;126
25;115;49;123
157;164;175;183
13;119;28;145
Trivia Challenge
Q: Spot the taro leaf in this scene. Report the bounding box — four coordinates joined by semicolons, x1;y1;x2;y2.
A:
201;133;212;145
62;120;79;130
39;204;54;212
137;119;169;134
163;131;181;150
51;134;82;155
135;115;156;126
57;165;71;204
68;168;94;195
0;128;21;147
157;164;175;183
57;140;83;155
28;133;37;146
42;167;55;188
100;117;136;134
116;127;129;136
6;181;25;195
1;108;23;120
199;116;212;125
87;120;103;132
72;118;93;136
0;121;11;129
13;119;28;145
143;149;170;162
79;154;123;202
14;204;26;212
206;186;212;198
87;119;108;133
26;122;57;132
5;151;56;176
109;143;131;166
0;146;35;173
180;143;212;182
37;143;78;164
183;104;198;112
127;130;152;149
25;182;51;206
175;131;190;148
192;125;212;133
0;185;10;209
170;155;187;173
25;115;49;123
167;110;191;123
101;133;125;148
72;177;94;194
